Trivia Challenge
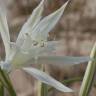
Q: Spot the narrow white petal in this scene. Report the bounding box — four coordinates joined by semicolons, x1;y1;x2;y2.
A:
16;0;44;46
20;34;33;51
23;67;73;92
20;56;91;66
11;46;54;66
0;7;10;59
11;41;59;66
12;52;91;69
31;1;68;41
37;56;91;66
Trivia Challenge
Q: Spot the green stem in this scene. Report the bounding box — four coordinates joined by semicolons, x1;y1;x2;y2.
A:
37;64;43;96
0;81;4;96
41;83;48;96
94;80;96;87
48;76;82;92
37;80;42;96
0;67;16;96
41;65;48;96
62;77;82;84
79;43;96;96
48;76;96;92
37;64;48;96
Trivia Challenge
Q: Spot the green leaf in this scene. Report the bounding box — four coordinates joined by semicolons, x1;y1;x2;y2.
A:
79;43;96;96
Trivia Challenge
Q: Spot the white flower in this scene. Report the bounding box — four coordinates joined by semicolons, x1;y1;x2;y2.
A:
0;0;92;93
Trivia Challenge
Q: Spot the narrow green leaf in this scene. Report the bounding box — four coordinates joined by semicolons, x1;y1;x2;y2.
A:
79;43;96;96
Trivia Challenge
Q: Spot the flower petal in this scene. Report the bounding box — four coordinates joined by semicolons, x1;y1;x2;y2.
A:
11;40;59;67
23;56;91;66
12;53;91;69
37;56;91;66
31;1;68;42
16;0;44;46
0;6;10;59
23;67;73;92
11;45;54;66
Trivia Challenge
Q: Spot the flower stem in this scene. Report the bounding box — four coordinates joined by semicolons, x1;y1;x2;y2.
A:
37;64;43;96
48;76;82;92
0;81;4;96
79;43;96;96
37;64;48;96
37;80;42;96
41;83;48;96
41;65;48;96
0;67;16;96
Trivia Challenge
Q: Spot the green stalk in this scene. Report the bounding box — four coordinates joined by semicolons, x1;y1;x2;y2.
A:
62;77;82;84
37;64;43;96
37;64;48;96
0;67;16;96
48;76;96;92
41;83;48;96
41;65;48;96
79;43;96;96
0;81;4;96
37;80;42;96
48;76;82;92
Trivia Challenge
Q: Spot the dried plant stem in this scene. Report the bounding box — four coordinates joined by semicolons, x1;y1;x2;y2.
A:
79;43;96;96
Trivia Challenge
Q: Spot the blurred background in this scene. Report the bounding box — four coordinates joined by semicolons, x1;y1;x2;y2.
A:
0;0;96;96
